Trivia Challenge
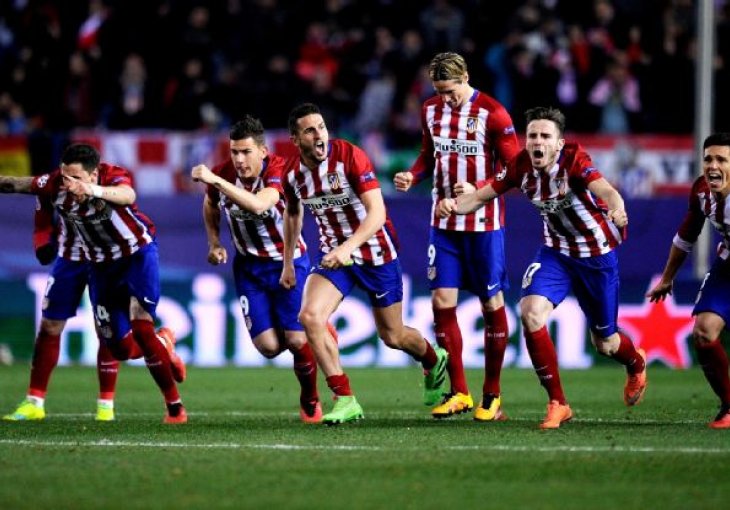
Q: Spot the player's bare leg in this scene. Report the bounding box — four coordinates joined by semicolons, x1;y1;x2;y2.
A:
693;312;730;428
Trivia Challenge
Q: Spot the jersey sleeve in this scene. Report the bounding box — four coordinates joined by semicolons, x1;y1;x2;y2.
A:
488;153;522;194
30;172;57;198
488;105;520;165
347;143;381;194
33;195;56;251
673;179;707;251
407;104;435;186
567;147;604;186
102;165;134;187
262;155;286;196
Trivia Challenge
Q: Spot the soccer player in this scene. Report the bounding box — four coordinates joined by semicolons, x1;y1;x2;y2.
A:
0;143;187;424
191;115;330;424
646;132;730;429
3;198;178;422
281;102;448;425
439;106;647;429
393;52;520;420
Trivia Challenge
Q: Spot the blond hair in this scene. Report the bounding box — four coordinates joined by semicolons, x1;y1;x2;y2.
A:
428;52;468;82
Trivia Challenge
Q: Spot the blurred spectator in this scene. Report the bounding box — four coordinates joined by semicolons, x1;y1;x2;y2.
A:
104;53;159;130
420;0;465;52
588;54;641;134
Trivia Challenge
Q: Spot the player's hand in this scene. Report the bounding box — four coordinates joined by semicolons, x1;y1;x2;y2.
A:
191;164;214;184
320;247;353;269
61;174;92;201
437;198;457;218
646;280;673;302
35;243;56;265
393;171;414;192
207;245;227;265
453;181;476;196
608;208;628;228
279;264;296;289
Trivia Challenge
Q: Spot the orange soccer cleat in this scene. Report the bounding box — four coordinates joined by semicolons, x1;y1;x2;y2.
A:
299;399;323;424
539;400;573;429
709;404;730;429
624;348;647;406
157;327;187;383
163;403;188;424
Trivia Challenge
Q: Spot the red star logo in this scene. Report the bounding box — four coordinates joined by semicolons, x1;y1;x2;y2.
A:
618;277;695;368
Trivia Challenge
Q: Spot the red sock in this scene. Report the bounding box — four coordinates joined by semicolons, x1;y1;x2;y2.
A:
483;306;509;396
28;331;61;398
97;341;119;398
131;319;179;403
433;306;468;394
326;374;353;396
415;340;438;370
108;330;143;360
524;326;566;404
696;340;730;404
612;331;645;375
292;342;318;404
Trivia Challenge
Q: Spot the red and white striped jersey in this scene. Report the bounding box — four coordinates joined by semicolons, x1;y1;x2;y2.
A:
673;176;730;261
283;139;399;266
409;90;519;232
31;163;155;263
491;143;623;258
206;154;306;261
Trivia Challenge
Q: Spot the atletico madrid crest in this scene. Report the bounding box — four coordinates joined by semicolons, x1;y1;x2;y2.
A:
466;117;478;134
427;266;436;280
327;172;341;191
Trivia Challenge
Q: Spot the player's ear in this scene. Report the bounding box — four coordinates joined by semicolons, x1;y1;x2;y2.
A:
557;138;565;151
90;168;99;183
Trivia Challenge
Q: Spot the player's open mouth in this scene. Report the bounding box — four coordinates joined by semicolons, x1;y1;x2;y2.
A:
706;171;723;185
532;149;544;159
315;141;326;157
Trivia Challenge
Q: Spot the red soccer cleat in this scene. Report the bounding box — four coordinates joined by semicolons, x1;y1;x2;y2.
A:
163;404;188;424
709;404;730;429
299;399;323;424
157;327;186;383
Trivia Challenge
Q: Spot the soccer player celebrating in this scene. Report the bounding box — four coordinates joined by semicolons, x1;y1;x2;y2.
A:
3;197;178;422
440;106;647;429
281;103;448;425
647;132;730;429
394;52;520;420
191;115;329;423
0;143;187;424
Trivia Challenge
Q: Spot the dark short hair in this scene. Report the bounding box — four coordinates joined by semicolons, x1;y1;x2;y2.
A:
525;106;566;136
703;132;730;150
288;103;321;135
61;143;100;172
230;115;265;146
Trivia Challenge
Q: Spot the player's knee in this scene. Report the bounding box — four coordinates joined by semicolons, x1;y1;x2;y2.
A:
692;327;717;346
298;307;325;331
39;318;65;337
519;307;545;332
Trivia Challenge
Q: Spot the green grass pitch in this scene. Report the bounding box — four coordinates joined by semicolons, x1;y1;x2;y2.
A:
1;364;728;509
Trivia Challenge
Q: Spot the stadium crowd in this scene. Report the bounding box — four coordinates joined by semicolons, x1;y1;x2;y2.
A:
1;0;729;171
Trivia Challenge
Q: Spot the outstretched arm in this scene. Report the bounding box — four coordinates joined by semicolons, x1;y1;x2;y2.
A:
438;181;500;217
0;175;34;194
646;244;690;302
280;197;303;289
192;164;278;214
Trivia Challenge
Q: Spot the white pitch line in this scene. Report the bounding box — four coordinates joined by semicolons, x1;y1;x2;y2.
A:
0;439;726;455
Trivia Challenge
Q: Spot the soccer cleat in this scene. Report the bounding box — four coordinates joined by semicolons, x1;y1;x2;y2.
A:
432;392;474;419
300;399;323;424
473;394;508;422
423;347;448;406
95;402;115;422
3;399;46;421
709;404;730;429
157;327;187;383
539;400;573;429
322;395;364;425
624;348;647;406
163;403;188;424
